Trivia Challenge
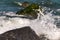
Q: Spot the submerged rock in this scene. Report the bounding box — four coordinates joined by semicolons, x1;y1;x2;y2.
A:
0;27;40;40
21;2;30;8
16;3;39;19
14;1;30;8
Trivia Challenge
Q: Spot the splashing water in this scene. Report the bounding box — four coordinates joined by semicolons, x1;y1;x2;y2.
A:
0;7;60;40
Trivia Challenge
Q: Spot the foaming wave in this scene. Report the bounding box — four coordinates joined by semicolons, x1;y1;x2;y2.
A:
31;14;60;40
30;11;60;40
0;9;60;40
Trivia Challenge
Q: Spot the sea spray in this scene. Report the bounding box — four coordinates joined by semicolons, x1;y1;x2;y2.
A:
30;10;60;40
0;8;60;40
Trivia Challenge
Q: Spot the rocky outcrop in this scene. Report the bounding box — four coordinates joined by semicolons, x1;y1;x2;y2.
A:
0;27;40;40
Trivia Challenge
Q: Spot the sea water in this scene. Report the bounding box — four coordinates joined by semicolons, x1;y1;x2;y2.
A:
0;0;60;40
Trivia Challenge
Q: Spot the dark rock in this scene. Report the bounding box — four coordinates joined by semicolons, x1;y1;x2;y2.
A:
39;34;49;40
0;27;40;40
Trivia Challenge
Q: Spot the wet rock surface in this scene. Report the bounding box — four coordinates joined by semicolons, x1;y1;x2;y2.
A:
0;27;40;40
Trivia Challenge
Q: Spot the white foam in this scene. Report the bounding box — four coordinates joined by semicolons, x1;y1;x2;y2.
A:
56;9;60;12
0;10;60;40
30;13;60;40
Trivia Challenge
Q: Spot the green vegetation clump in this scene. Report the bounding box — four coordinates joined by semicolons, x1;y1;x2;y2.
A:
28;3;39;9
16;3;39;19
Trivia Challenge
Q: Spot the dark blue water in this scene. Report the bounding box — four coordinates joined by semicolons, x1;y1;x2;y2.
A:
0;0;38;12
0;0;60;13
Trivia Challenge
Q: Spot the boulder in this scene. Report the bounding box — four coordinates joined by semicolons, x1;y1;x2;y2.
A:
0;27;40;40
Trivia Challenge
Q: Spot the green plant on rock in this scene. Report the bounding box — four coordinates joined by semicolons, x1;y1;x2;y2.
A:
28;3;39;10
16;3;39;19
